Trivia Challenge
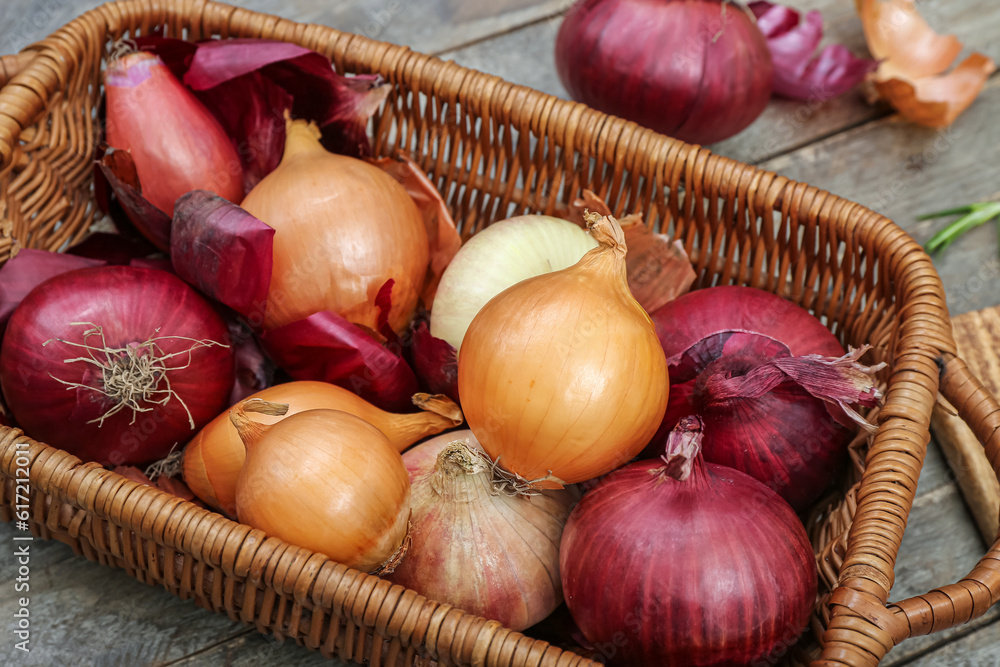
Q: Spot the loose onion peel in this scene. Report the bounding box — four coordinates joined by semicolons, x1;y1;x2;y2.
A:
857;0;995;127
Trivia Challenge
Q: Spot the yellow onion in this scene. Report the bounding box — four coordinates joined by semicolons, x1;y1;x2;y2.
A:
182;381;462;516
387;430;576;630
231;399;411;573
458;213;669;487
240;117;429;332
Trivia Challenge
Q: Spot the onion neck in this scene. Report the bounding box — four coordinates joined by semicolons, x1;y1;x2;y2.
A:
430;441;494;503
282;114;326;161
658;415;705;482
229;398;288;453
583;211;627;261
384;394;464;452
579;212;648;316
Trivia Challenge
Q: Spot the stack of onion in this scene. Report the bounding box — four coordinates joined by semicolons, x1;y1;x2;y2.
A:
183;381;462;516
231;399;411;573
387;431;575;630
240;117;429;333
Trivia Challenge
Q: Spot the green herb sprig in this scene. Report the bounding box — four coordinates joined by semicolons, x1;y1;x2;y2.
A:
921;201;1000;257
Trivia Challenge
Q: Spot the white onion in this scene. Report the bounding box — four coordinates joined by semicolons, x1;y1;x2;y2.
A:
430;215;597;352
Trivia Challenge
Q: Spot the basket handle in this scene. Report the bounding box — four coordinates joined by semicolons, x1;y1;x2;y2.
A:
0;53;36;88
816;355;1000;665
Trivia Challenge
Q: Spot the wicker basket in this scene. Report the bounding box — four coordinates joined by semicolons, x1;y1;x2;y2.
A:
2;2;999;665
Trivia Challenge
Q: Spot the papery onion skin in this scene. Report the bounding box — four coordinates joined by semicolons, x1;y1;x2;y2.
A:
459;214;668;487
104;52;243;248
561;423;816;666
388;431;574;631
749;1;876;101
410;318;460;403
233;402;411;573
183;381;461;516
240;118;429;333
0;266;234;466
431;215;597;352
555;0;773;145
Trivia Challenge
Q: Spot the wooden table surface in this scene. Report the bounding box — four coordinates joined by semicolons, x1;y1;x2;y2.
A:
2;0;999;665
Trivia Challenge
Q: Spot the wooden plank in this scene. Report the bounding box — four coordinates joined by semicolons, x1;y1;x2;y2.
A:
896;615;1000;666
930;307;1000;542
0;521;249;665
883;475;998;665
0;0;568;60
166;631;348;667
761;76;1000;316
0;521;78;584
440;0;1000;164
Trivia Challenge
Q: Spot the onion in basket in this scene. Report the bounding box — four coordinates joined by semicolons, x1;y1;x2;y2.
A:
183;381;462;517
649;286;884;512
239;117;429;333
0;266;234;466
231;399;411;573
104;51;243;249
387;431;575;631
561;417;817;666
458;212;669;488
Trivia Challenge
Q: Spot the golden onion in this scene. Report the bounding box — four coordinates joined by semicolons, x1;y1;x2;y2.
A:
182;381;462;516
231;399;411;573
240;117;429;332
457;213;669;487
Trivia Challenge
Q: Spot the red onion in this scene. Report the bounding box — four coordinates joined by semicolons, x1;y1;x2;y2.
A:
561;417;817;666
650;286;883;511
224;316;275;405
0;266;234;465
555;0;774;145
104;51;244;249
387;431;575;631
0;249;105;333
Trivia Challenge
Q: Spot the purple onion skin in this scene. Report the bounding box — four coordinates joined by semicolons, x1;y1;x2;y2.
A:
556;0;774;145
561;459;816;666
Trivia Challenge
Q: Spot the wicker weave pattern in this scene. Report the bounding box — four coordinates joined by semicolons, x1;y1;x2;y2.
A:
0;2;998;666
